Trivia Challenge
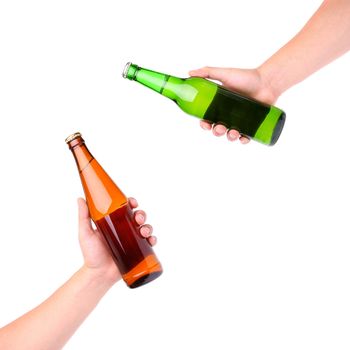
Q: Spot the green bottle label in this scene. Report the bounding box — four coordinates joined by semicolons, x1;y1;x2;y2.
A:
254;106;284;145
163;77;217;119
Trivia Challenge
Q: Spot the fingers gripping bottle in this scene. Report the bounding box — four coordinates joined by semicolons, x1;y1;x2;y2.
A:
123;62;286;146
66;132;163;288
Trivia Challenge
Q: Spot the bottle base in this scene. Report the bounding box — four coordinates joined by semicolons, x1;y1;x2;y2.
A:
128;270;163;289
123;255;163;289
269;111;286;146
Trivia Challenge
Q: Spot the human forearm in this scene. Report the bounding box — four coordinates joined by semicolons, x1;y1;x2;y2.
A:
0;266;117;350
259;0;350;99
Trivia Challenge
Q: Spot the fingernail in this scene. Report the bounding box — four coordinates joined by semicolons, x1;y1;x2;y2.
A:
149;236;157;245
228;132;237;141
240;137;250;144
214;126;225;135
141;227;150;236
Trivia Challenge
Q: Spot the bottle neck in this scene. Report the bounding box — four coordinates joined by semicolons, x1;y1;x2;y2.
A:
67;135;127;221
69;138;94;172
124;63;182;101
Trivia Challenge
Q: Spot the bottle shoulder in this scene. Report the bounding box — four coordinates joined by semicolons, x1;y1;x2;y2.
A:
184;76;210;83
80;159;127;220
163;76;217;117
183;76;217;88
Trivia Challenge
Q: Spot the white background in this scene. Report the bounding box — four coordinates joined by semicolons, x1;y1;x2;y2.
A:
0;0;349;349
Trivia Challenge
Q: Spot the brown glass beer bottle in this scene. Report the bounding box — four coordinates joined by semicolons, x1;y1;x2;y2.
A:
65;132;163;288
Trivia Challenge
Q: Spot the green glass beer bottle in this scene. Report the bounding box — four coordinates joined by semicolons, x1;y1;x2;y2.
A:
123;62;286;146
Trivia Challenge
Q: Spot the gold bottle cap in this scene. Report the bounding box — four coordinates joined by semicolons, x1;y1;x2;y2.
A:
65;132;82;144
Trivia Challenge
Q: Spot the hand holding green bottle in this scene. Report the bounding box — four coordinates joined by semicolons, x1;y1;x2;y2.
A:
123;62;286;146
189;66;278;144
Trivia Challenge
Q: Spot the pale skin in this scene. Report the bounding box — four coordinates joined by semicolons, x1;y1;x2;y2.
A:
0;198;156;350
1;0;350;348
190;0;350;143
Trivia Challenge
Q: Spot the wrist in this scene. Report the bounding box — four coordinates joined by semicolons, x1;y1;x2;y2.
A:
257;63;285;103
81;264;121;288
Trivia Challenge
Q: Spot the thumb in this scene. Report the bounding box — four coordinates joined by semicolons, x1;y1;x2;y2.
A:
78;197;94;238
189;66;230;84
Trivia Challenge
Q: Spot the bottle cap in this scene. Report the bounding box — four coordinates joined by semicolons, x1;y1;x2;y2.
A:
122;62;139;80
122;62;132;79
65;132;82;144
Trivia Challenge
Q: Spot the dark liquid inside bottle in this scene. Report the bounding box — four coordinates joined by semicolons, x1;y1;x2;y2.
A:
95;204;162;288
203;86;285;144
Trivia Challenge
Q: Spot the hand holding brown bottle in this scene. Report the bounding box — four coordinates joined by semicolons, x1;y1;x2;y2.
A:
0;197;157;350
78;197;156;285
